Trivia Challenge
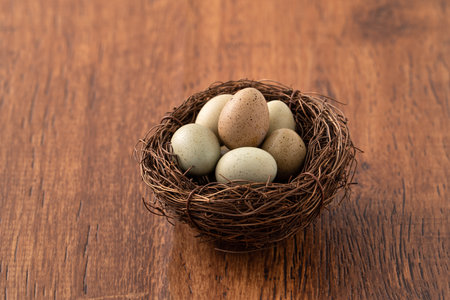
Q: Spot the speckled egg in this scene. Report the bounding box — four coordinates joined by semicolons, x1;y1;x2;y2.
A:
218;88;269;149
261;128;306;181
267;100;296;135
195;94;232;138
171;124;220;176
215;147;277;183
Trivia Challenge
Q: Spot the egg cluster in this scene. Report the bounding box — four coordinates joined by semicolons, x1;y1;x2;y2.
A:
170;87;307;183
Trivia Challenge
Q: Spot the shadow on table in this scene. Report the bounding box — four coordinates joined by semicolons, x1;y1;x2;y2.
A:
166;202;377;299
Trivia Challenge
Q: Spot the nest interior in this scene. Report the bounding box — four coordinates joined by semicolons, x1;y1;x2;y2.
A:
136;79;358;251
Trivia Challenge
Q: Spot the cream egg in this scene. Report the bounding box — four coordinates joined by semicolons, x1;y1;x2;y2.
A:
195;94;232;138
215;147;277;183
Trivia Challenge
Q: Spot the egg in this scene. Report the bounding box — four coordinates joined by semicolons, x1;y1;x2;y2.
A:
218;88;269;149
261;128;306;181
171;124;220;176
215;147;277;183
195;94;232;138
267;100;296;135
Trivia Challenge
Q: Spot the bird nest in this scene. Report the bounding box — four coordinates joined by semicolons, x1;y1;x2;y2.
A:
135;79;358;252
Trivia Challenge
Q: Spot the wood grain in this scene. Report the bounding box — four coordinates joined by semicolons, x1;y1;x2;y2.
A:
0;0;448;299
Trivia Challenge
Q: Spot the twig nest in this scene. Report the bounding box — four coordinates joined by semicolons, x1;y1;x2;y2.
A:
136;79;358;251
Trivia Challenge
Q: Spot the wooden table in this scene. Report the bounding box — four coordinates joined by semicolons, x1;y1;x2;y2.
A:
1;0;448;299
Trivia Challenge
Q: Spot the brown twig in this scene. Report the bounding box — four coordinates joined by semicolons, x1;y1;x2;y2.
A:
135;79;359;251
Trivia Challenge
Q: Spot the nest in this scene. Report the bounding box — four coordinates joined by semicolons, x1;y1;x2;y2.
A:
136;79;358;252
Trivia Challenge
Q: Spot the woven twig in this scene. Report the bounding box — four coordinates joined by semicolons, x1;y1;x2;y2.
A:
135;79;358;251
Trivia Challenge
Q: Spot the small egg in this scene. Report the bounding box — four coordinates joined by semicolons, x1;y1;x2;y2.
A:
195;94;232;138
218;88;269;149
267;100;296;135
215;147;277;183
261;128;306;181
171;124;220;176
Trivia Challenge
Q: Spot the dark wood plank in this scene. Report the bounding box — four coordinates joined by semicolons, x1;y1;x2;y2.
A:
0;0;448;299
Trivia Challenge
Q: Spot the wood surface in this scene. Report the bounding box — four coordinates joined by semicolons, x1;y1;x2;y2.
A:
0;0;449;299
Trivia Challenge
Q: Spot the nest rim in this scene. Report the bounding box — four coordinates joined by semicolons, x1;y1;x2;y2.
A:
136;79;358;252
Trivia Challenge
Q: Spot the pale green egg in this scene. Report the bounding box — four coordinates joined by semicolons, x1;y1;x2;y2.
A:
267;100;296;135
195;94;232;139
171;124;220;176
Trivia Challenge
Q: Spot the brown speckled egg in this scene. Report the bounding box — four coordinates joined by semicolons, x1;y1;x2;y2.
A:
218;88;269;149
261;128;306;181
